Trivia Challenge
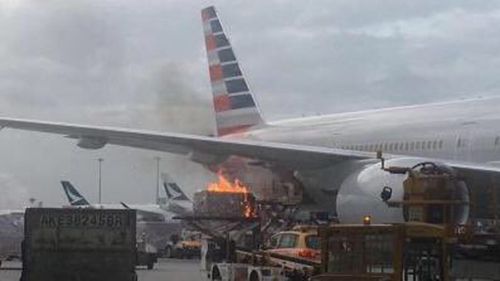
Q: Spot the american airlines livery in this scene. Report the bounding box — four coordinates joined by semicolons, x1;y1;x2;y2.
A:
1;6;500;223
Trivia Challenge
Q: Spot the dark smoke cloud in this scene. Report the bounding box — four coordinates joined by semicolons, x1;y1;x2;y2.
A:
0;0;215;207
136;61;214;135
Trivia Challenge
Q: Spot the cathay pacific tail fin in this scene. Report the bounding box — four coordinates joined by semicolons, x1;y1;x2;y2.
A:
162;173;190;201
61;181;90;206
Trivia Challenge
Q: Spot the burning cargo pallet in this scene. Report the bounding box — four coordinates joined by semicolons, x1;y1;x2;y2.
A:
194;190;256;218
194;172;257;218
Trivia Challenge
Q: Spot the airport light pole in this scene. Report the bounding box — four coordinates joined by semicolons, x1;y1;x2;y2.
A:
155;156;161;204
98;158;103;204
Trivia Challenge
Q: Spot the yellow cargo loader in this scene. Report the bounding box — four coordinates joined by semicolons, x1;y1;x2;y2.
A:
313;222;452;281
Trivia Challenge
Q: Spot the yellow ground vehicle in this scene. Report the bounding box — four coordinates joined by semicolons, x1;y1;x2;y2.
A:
265;226;321;263
313;222;452;281
169;239;202;259
164;230;202;259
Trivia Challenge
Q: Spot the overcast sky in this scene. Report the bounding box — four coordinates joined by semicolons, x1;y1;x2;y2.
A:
1;0;500;208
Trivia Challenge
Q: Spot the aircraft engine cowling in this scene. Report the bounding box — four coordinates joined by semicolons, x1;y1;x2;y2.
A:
336;157;469;224
77;136;108;149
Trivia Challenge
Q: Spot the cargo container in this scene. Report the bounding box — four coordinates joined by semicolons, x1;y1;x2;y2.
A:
194;190;256;218
22;208;137;281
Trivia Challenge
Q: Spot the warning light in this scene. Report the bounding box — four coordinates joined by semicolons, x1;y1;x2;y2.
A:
298;249;315;258
363;215;371;225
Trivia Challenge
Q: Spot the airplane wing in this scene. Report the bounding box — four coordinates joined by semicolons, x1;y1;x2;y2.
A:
0;118;373;169
1;118;500;177
447;161;500;175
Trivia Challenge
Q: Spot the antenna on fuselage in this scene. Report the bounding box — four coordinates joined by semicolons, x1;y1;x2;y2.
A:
377;150;385;170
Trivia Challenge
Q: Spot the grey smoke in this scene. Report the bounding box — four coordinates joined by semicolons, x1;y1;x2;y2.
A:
132;61;214;135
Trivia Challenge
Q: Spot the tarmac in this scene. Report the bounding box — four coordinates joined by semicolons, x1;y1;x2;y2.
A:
4;257;500;280
0;258;202;281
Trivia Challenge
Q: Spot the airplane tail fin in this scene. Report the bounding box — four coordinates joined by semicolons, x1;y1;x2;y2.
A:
61;181;90;206
201;6;265;136
162;173;190;201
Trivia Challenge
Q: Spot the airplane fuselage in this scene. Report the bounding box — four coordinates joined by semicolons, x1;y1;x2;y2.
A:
219;97;500;215
243;97;500;165
87;203;175;222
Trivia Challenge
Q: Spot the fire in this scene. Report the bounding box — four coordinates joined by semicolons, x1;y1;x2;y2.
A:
207;170;255;218
207;171;249;193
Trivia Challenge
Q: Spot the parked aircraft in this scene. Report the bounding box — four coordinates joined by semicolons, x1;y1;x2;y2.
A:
162;173;192;215
1;6;499;223
61;181;172;222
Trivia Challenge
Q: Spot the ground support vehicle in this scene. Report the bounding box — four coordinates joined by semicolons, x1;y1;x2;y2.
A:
136;220;183;258
379;160;469;228
382;160;500;273
313;222;453;281
163;230;202;259
176;214;321;281
136;239;158;269
166;238;202;259
265;226;321;263
455;222;500;261
210;262;284;281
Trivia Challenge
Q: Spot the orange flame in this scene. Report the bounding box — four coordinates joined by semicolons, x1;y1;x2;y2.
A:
207;171;249;193
207;170;255;217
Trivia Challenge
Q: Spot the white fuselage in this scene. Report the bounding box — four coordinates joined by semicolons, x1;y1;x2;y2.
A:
88;203;176;222
165;200;192;215
243;97;500;165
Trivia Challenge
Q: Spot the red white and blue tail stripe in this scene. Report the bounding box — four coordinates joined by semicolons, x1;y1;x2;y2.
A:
201;6;265;136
